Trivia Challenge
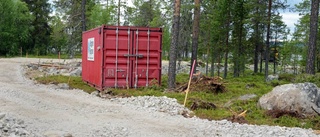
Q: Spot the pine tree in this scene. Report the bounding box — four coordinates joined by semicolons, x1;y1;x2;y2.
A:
0;0;33;56
23;0;52;55
168;0;181;89
190;0;201;73
306;0;320;74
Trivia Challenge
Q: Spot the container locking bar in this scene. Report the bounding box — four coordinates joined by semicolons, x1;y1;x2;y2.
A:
124;54;144;58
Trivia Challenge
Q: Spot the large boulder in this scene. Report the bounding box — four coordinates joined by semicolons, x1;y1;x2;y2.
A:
258;82;320;117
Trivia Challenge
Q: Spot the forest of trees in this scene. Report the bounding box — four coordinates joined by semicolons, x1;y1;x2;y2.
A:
1;0;320;86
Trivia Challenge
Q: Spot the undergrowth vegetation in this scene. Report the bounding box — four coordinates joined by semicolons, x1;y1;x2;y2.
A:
36;76;96;93
35;72;320;130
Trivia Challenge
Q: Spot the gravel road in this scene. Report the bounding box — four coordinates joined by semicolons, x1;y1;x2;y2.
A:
0;58;319;137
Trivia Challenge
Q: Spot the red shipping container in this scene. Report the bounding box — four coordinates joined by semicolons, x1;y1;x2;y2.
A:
82;25;162;90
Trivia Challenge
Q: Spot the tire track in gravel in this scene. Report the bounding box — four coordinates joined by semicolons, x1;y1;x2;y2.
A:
0;58;192;137
1;58;319;137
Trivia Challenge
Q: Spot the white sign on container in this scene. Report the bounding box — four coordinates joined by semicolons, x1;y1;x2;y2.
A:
88;38;94;61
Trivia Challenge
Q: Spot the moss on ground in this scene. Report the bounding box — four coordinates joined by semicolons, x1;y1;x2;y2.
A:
35;72;320;130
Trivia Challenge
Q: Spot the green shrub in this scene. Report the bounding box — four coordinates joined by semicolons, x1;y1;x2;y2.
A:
278;73;295;82
294;73;320;87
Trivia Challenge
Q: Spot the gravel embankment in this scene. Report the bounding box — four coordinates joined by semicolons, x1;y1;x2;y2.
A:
0;58;318;137
0;113;40;137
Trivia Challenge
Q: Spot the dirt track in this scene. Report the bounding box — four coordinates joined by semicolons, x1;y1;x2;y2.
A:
0;58;192;136
0;58;318;137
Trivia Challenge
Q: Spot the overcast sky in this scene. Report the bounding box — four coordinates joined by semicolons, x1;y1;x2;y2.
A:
48;0;302;38
280;0;301;35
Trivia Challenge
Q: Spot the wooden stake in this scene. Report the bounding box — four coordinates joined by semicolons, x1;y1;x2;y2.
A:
184;60;196;107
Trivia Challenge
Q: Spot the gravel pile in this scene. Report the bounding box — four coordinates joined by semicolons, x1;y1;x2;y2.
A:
1;58;319;137
0;113;39;137
111;96;192;117
26;61;82;76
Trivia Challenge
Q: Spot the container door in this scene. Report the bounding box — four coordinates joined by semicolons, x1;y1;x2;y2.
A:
103;27;162;88
132;29;162;88
104;28;132;88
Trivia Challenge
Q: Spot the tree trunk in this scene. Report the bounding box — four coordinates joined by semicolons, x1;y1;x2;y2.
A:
211;45;215;77
274;30;278;74
190;0;201;73
205;33;210;76
265;0;272;79
206;46;209;76
233;0;244;77
239;14;244;76
253;3;259;73
81;0;86;31
217;51;221;77
184;41;189;59
118;0;121;26
223;44;229;79
306;0;320;74
168;0;181;89
260;50;263;73
223;6;230;79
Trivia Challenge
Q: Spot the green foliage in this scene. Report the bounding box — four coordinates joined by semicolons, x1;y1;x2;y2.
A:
50;16;68;54
294;73;320;87
33;71;320;129
23;0;52;55
35;75;96;93
162;26;171;60
128;0;166;27
87;2;117;29
26;53;81;59
53;0;96;58
0;0;33;56
278;73;295;82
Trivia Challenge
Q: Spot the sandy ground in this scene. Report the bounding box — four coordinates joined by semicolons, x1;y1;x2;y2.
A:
0;58;318;137
0;58;191;136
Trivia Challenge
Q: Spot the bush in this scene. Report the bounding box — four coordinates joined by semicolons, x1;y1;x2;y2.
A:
294;73;320;87
278;73;295;82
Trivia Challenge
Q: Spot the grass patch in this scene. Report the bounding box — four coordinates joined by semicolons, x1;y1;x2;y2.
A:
35;75;96;93
23;54;82;59
34;72;320;130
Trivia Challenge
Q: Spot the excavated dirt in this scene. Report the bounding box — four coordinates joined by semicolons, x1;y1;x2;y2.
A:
175;75;226;94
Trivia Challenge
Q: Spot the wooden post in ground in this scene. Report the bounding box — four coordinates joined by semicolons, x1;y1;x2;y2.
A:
183;60;196;107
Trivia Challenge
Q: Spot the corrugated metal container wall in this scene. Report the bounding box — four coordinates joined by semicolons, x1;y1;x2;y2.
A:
82;25;162;91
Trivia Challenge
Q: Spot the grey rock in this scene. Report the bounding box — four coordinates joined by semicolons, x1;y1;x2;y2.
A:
48;67;58;75
63;133;73;137
57;83;69;90
0;113;6;120
238;94;257;101
68;62;81;67
258;82;320;117
19;129;29;136
38;67;44;72
9;133;17;137
43;131;60;137
17;119;24;125
59;69;69;74
266;74;279;82
3;127;9;132
90;91;99;96
70;67;82;76
31;65;39;70
112;96;191;116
